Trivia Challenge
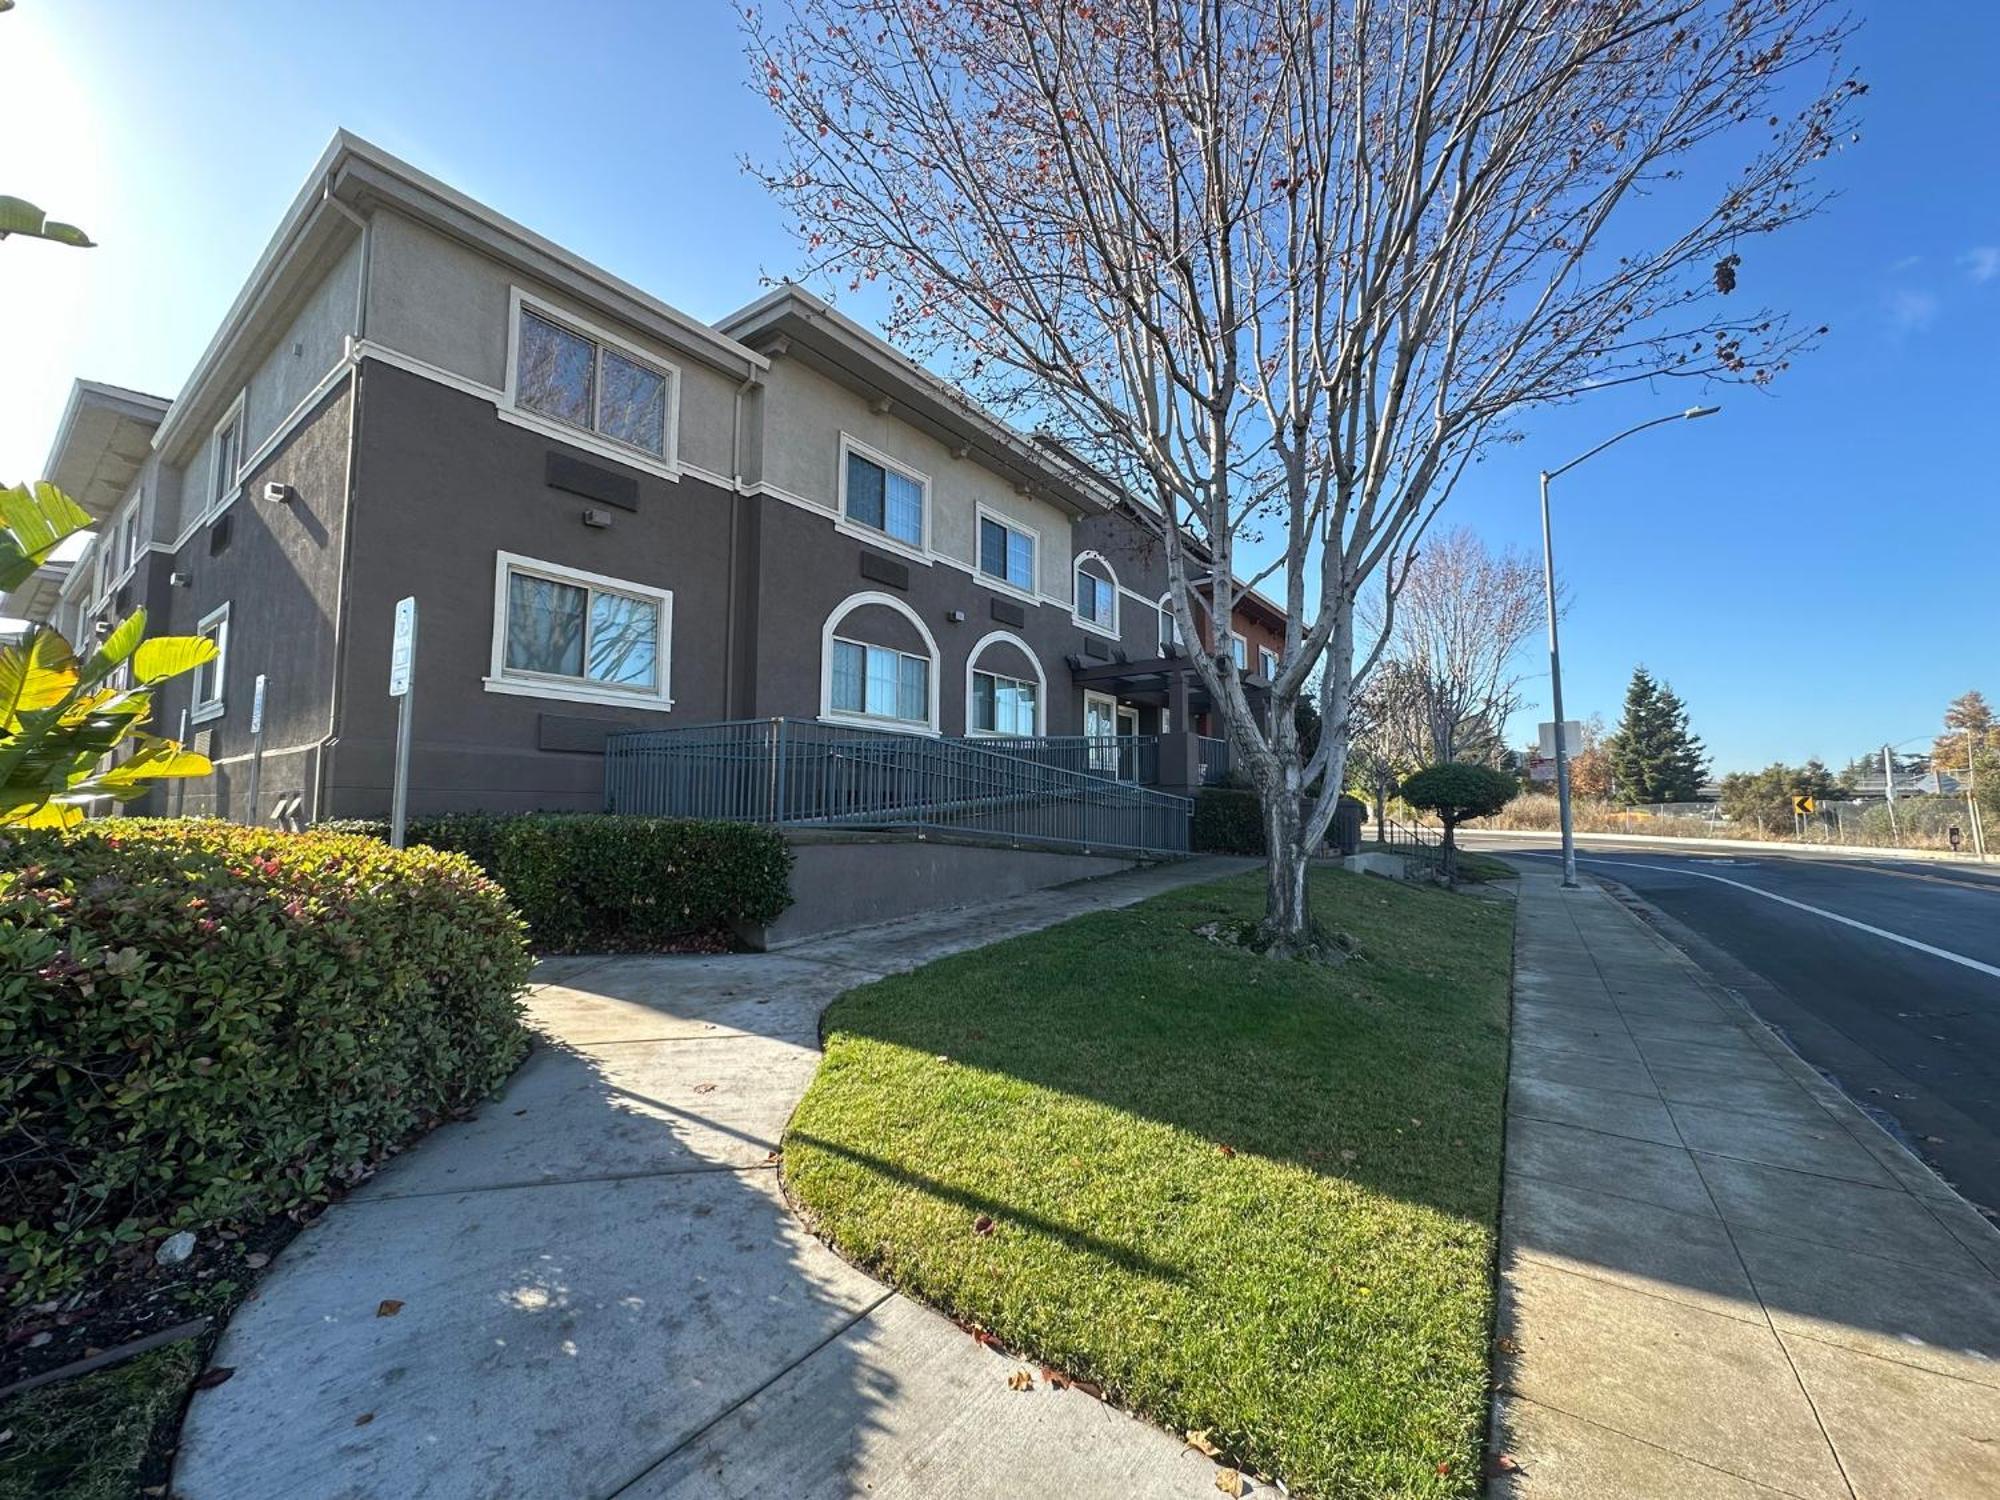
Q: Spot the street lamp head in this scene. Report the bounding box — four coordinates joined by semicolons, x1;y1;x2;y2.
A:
1683;404;1721;420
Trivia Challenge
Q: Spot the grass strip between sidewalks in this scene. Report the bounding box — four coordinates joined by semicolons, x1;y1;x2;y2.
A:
784;868;1514;1498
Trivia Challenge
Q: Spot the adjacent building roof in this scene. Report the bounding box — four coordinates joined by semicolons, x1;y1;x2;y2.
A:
720;286;1114;520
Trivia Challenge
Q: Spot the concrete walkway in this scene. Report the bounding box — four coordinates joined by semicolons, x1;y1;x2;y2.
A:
1493;867;2000;1500
174;858;1254;1499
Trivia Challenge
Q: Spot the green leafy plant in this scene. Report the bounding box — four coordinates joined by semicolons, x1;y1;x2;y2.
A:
320;812;795;952
0;194;94;249
1;481;215;826
1399;762;1518;884
0;819;533;1302
1191;786;1265;854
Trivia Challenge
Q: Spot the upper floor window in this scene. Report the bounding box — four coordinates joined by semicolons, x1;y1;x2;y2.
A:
1230;632;1248;670
1259;646;1279;679
489;552;672;709
843;444;925;548
193;603;229;723
1158;596;1182;650
210;397;245;513
831;637;929;724
514;302;674;459
1075;560;1116;631
979;511;1036;593
971;669;1038;737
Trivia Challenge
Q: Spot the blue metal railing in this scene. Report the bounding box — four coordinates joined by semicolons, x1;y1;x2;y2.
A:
979;733;1159;786
1196;735;1232;785
604;718;1191;856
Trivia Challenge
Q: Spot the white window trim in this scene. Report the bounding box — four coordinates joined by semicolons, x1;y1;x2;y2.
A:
501;287;683;479
964;629;1047;737
1229;631;1249;669
974;503;1040;602
192;603;229;724
819;590;941;734
484;551;674;712
836;433;931;562
1072;550;1120;638
1258;647;1279;679
205;391;247;524
1157;590;1183;652
1082;688;1123;772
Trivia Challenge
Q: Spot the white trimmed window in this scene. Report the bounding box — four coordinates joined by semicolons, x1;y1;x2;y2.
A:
487;552;672;710
831;638;930;724
978;511;1036;593
209;397;245;515
971;669;1038;737
512;299;677;461
841;440;926;549
1259;646;1279;678
192;603;229;723
1075;566;1116;631
1158;594;1182;650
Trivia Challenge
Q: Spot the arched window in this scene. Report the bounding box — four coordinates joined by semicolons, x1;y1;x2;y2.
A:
965;630;1047;737
820;591;940;733
1074;551;1119;635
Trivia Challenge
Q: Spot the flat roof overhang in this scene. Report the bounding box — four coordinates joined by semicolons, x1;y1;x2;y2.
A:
42;380;170;520
1067;651;1270;713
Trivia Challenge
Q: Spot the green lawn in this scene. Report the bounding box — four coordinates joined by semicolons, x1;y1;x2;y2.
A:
783;868;1513;1498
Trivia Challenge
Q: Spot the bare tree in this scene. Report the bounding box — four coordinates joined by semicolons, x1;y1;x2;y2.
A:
743;0;1859;948
1363;527;1544;766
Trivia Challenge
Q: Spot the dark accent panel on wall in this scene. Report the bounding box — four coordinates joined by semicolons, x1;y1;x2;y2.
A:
990;598;1025;628
546;451;640;512
208;515;233;555
1083;636;1111;661
858;551;910;590
538;712;629;755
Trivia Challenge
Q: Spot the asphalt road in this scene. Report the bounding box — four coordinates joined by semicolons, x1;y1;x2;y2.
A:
1465;836;2000;1216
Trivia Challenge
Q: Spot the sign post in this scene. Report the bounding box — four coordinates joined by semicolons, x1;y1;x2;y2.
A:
389;597;417;849
243;675;268;825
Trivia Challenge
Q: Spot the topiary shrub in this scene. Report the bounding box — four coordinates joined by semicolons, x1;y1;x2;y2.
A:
0;819;532;1302
319;813;795;953
1192;787;1265;854
1398;762;1518;884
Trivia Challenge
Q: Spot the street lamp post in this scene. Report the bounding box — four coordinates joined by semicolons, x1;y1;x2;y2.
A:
1540;405;1720;888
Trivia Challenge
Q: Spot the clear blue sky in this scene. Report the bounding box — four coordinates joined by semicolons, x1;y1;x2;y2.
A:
5;1;1993;773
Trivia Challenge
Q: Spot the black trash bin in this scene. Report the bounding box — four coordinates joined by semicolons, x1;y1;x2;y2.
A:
1331;794;1365;856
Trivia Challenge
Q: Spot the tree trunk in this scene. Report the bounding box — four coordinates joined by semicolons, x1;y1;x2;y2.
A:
1441;819;1459;886
1262;795;1311;948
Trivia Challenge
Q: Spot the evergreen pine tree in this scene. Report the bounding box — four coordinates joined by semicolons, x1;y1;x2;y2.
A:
1605;666;1710;803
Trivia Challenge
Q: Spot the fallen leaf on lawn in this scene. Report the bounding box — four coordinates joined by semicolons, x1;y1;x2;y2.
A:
354;1412;375;1427
764;1150;782;1164
1071;1377;1104;1399
192;1366;236;1391
1436;1460;1452;1476
693;1082;717;1094
1214;1468;1245;1497
935;1054;951;1063
245;1253;269;1269
1217;1144;1236;1158
1006;1368;1034;1391
376;1299;404;1318
1039;1365;1069;1390
1489;1452;1522;1475
971;1328;1003;1350
1340;1150;1357;1163
1186;1429;1221;1457
973;1214;995;1236
1494;1335;1521;1355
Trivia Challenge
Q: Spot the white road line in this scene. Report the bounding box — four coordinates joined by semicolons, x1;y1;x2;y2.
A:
1518;852;2000;982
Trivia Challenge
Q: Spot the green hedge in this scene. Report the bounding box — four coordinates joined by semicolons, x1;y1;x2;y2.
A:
319;813;794;953
1192;787;1266;854
0;820;531;1302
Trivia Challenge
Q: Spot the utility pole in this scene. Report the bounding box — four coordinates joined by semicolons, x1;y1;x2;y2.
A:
1967;728;1988;861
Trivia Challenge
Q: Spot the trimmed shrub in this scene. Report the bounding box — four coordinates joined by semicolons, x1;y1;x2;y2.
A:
1192;787;1266;854
320;813;795;953
0;819;532;1302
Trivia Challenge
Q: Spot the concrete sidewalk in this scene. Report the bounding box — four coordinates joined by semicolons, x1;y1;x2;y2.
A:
1493;868;2000;1499
173;858;1254;1499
